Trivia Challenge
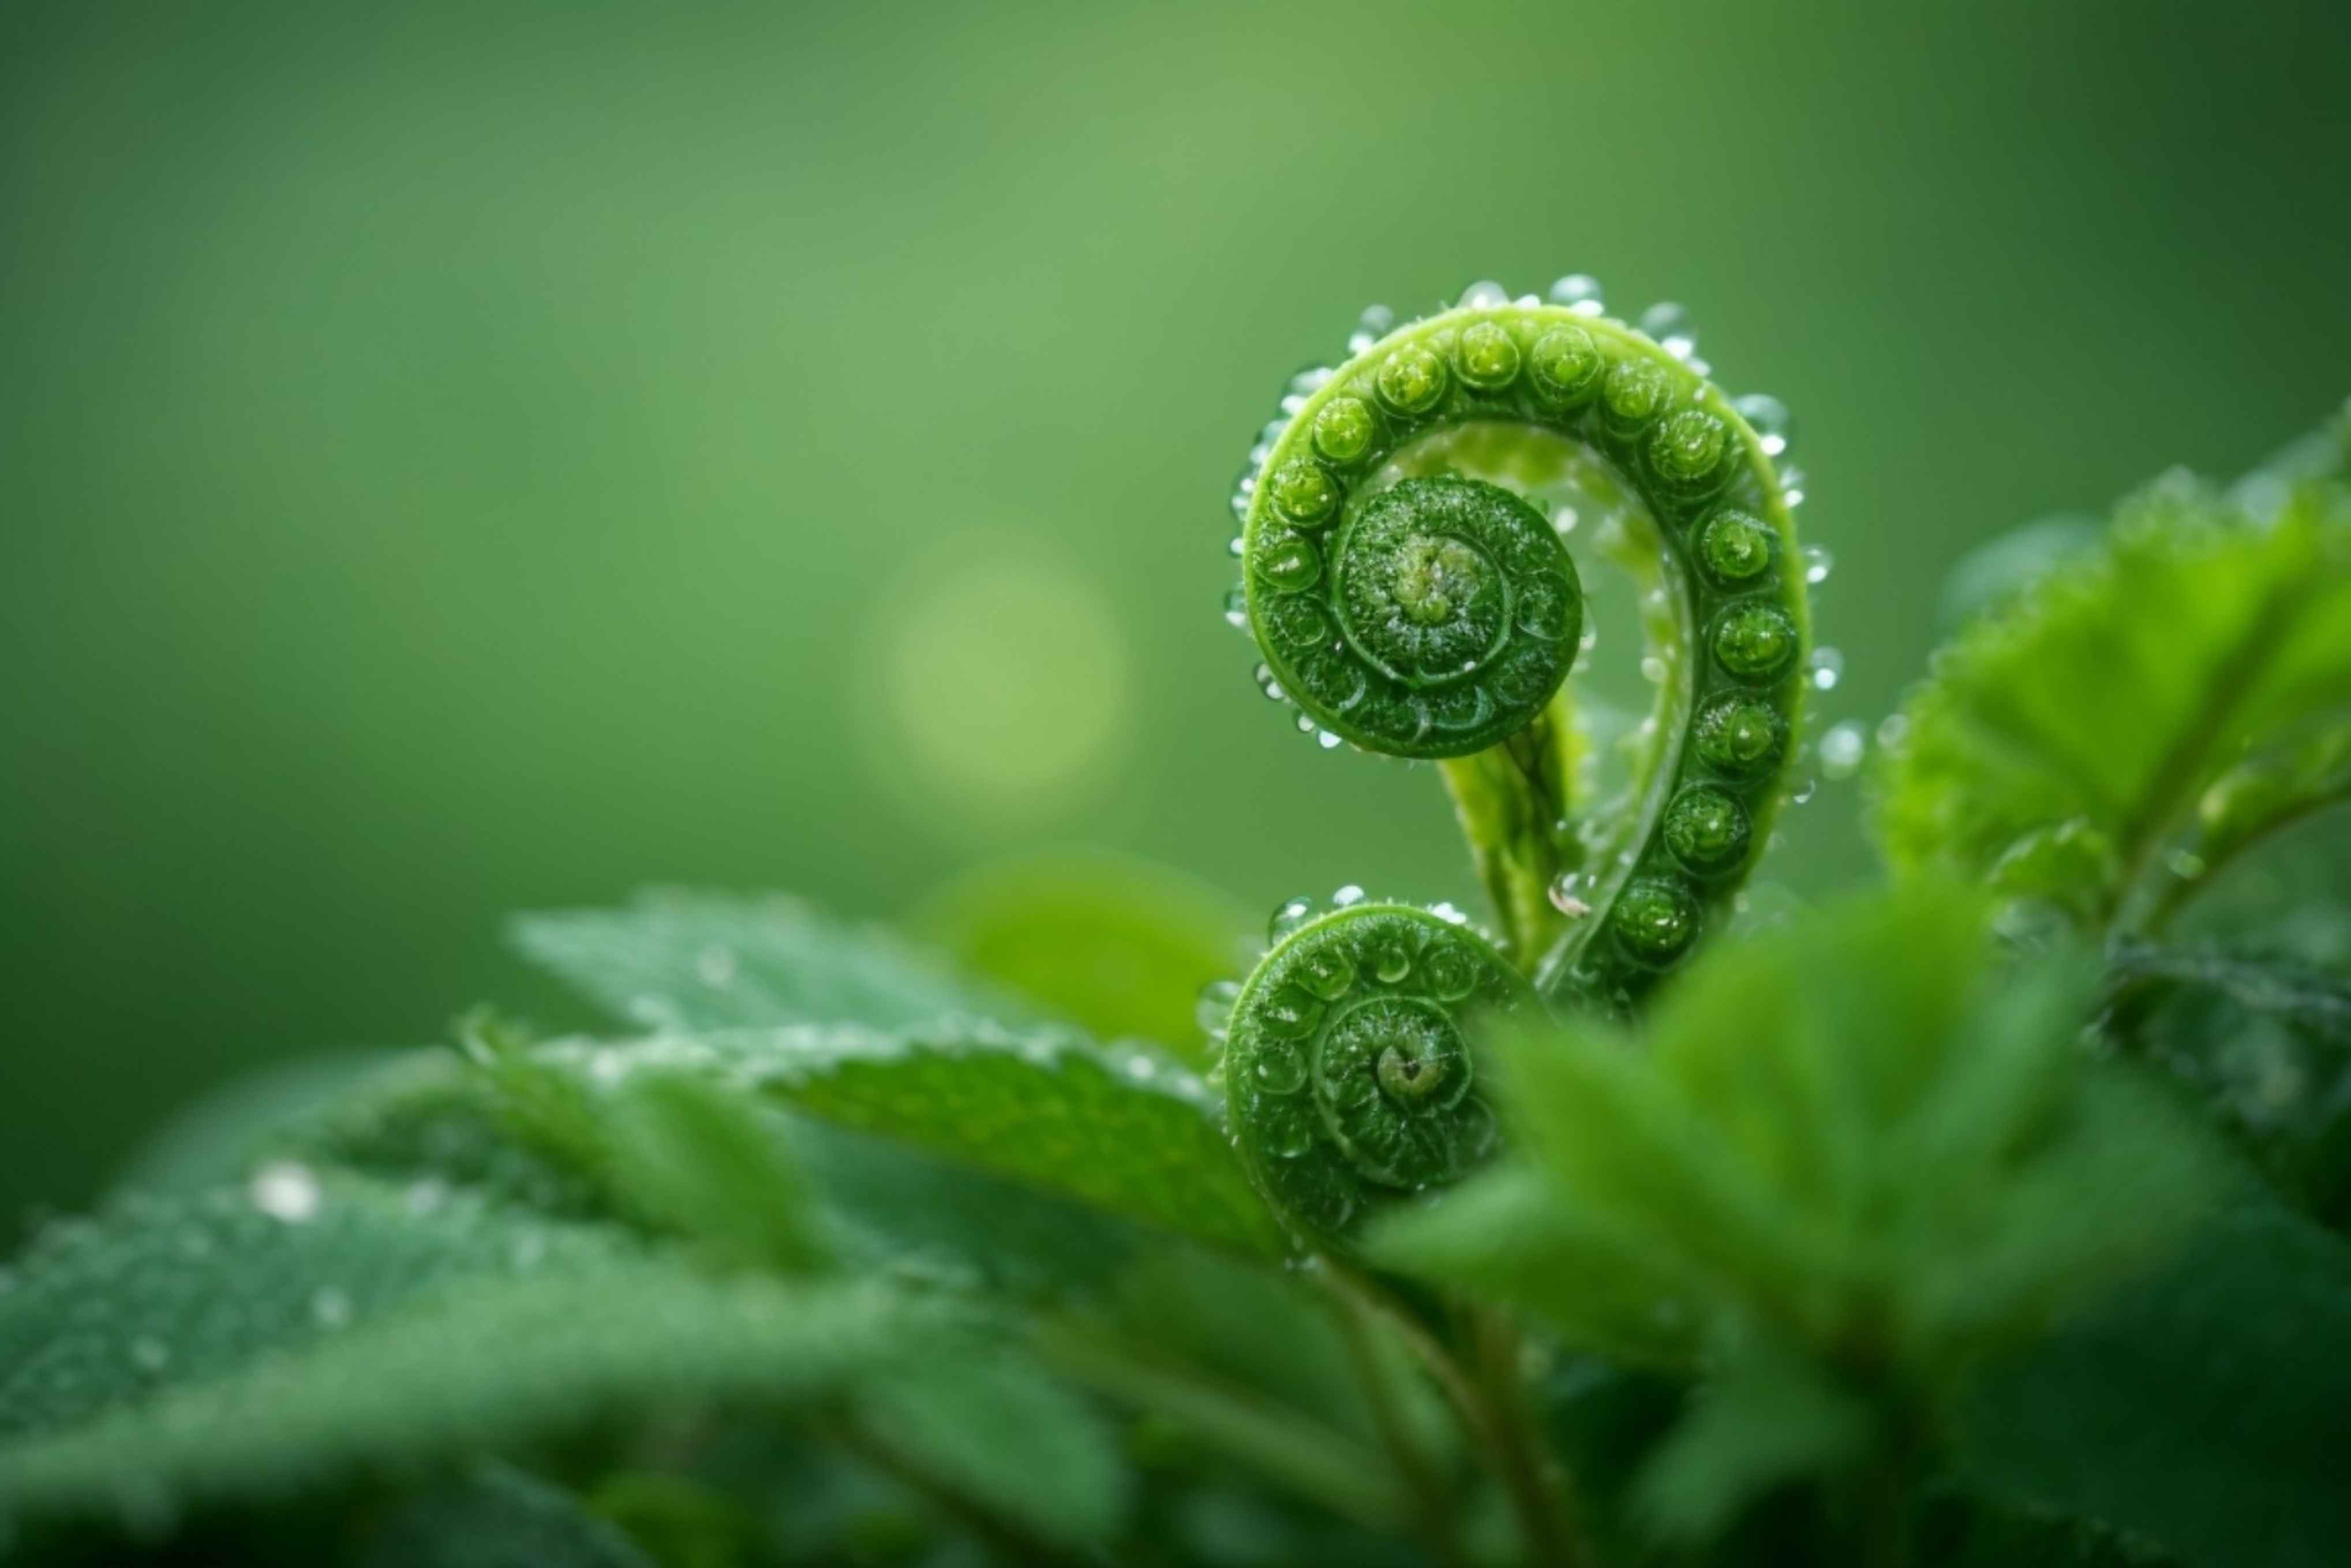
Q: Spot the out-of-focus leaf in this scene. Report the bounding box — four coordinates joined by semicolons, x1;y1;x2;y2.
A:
0;1174;629;1443
538;1025;1285;1259
1875;475;2351;935
1934;514;2104;635
2101;943;2351;1227
0;1177;927;1533
512;889;1015;1034
1373;886;2222;1547
1956;1200;2351;1568
1373;1169;1701;1369
853;1349;1129;1547
280;1046;1136;1300
596;1075;827;1274
358;1462;658;1568
106;1050;396;1197
1629;1346;1872;1545
912;849;1253;1062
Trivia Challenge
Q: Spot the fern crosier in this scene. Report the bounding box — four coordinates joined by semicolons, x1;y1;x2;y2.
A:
1218;280;1811;1246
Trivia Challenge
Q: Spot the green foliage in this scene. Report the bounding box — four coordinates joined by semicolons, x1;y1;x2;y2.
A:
1957;1201;2351;1568
512;889;1017;1034
1875;471;2351;937
0;1173;928;1535
1376;885;2224;1538
530;1024;1285;1258
5;300;2345;1568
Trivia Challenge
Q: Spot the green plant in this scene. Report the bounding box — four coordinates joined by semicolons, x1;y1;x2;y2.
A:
3;282;2348;1568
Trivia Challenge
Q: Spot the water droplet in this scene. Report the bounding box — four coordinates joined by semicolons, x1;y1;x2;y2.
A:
1819;721;1867;779
1268;896;1316;943
695;945;737;987
1547;873;1593;918
1875;712;1911;752
129;1336;169;1373
1547;274;1604;316
2165;848;2208;880
1288;366;1334;397
1637;301;1697;360
248;1161;321;1224
1331;884;1367;908
1787;775;1819;806
1733;392;1792;456
1126;1055;1159;1082
1457;279;1509;310
1315;728;1343;750
1226;533;1245;556
1196;979;1241;1037
1780;463;1808;507
1429;901;1470;926
1640;654;1667;684
1807;646;1843;691
1802;544;1835;585
1294;712;1317;734
1298;946;1357;1000
1252;663;1287;703
310;1286;352;1330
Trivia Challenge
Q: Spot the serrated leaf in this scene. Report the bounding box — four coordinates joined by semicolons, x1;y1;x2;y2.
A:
1956;1200;2351;1568
912;849;1254;1062
282;1046;1139;1299
512;889;1012;1034
1877;476;2351;935
538;1024;1286;1259
0;1173;631;1443
853;1350;1129;1547
0;1172;935;1537
1378;887;2219;1398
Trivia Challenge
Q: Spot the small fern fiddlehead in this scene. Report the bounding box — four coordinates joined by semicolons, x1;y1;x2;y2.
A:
1218;279;1810;1245
1223;902;1538;1245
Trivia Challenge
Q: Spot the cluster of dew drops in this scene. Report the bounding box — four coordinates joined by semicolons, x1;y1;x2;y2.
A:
1216;275;1899;798
1193;885;1487;1069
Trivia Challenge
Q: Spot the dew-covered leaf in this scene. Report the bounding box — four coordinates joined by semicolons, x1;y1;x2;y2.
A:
0;1173;933;1536
1876;474;2351;935
1956;1200;2351;1568
273;1046;1137;1299
538;1024;1285;1259
912;849;1254;1062
512;889;1013;1034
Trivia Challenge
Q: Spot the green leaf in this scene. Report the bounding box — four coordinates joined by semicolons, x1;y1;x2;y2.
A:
1378;886;2220;1391
0;1176;926;1532
1372;1167;1703;1369
594;1074;828;1274
537;1024;1286;1259
358;1462;659;1568
911;848;1254;1062
2101;943;2351;1226
1876;475;2351;935
1956;1200;2351;1568
512;888;1014;1033
283;1046;1139;1299
853;1351;1130;1547
1629;1345;1872;1545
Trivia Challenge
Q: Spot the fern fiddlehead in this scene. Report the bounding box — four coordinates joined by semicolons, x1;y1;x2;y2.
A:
1218;280;1810;1246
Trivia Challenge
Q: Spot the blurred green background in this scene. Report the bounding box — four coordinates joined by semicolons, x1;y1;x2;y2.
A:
6;1;2349;1225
